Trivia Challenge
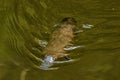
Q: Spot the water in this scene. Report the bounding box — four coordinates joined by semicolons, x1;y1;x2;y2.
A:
0;0;120;80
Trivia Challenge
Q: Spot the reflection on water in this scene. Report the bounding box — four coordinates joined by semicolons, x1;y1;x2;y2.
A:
0;0;120;80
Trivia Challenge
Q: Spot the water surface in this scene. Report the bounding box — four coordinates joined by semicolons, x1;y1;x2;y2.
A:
0;0;120;80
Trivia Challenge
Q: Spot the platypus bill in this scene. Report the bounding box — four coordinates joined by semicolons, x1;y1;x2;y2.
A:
39;17;78;70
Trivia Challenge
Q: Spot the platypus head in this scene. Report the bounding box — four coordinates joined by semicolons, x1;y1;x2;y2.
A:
53;17;78;32
60;17;78;31
61;17;77;26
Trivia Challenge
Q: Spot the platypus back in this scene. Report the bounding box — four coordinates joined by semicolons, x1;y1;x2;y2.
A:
39;17;77;70
43;17;77;59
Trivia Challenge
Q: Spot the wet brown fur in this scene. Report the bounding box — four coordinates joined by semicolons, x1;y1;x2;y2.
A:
43;17;77;59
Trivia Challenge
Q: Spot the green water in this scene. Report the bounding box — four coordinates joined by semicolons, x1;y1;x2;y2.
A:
0;0;120;80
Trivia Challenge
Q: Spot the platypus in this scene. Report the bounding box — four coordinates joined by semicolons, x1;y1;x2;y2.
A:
39;17;78;70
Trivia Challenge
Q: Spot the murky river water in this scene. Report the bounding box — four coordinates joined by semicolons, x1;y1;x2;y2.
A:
0;0;120;80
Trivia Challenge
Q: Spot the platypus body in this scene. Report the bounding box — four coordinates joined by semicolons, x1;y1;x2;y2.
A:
40;17;77;70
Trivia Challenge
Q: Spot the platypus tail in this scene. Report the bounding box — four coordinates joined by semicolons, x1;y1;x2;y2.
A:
38;55;79;70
